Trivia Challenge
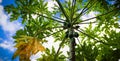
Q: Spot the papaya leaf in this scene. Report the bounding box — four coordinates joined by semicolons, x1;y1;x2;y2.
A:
12;35;45;60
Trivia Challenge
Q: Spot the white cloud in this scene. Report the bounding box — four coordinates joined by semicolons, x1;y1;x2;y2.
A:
81;11;99;22
46;0;58;12
78;11;99;29
30;52;44;61
0;5;23;52
0;0;2;3
44;36;69;55
43;36;60;50
0;5;23;35
0;40;16;52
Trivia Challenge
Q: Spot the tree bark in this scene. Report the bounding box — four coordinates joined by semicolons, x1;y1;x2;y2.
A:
70;38;76;61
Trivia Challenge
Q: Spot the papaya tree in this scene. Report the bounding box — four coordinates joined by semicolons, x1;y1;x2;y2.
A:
4;0;120;61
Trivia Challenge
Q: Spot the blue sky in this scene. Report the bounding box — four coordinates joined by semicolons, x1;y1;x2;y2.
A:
0;0;22;61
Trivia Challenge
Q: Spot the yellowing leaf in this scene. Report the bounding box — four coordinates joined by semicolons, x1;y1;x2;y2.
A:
14;41;25;48
12;35;45;61
32;40;45;54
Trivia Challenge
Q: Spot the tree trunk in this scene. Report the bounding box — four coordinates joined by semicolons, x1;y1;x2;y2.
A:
69;38;76;61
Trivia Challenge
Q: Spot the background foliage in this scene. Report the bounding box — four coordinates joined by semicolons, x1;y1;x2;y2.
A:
5;0;120;61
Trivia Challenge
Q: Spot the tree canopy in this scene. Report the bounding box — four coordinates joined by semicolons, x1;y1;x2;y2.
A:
5;0;120;61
